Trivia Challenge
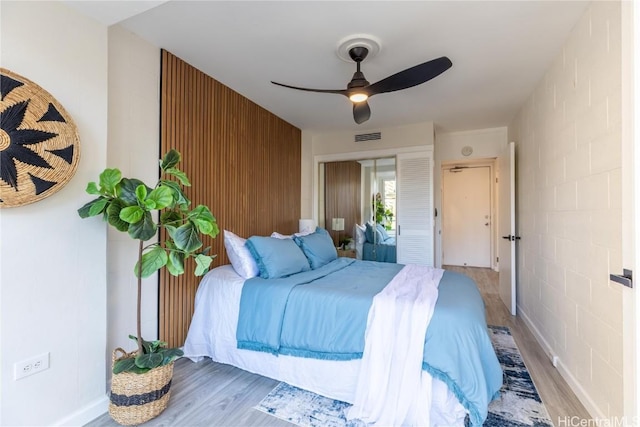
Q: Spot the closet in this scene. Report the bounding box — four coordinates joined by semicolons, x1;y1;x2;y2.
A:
316;147;433;266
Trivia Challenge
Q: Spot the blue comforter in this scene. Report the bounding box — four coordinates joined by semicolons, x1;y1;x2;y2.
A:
236;259;502;426
362;238;396;263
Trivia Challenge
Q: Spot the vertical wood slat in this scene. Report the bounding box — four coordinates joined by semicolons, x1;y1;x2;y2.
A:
159;50;302;347
325;161;362;246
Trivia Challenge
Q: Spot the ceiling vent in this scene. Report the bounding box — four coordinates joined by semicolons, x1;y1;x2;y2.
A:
354;132;381;142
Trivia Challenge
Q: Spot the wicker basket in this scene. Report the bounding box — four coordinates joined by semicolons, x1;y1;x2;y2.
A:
108;348;174;426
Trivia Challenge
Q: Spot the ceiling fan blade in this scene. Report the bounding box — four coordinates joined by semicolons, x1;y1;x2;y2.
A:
353;101;371;124
366;56;452;96
271;81;347;95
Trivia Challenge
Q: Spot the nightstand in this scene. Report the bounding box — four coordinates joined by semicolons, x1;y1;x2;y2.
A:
337;249;356;259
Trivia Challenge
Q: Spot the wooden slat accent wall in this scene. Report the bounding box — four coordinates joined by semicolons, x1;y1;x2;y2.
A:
159;50;301;347
324;161;362;245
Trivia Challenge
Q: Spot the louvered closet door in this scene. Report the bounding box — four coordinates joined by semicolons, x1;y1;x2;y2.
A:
396;150;434;266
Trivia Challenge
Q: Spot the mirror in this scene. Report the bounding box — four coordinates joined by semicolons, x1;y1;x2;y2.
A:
318;157;397;262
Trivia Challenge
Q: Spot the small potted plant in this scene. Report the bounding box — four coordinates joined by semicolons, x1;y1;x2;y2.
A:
78;149;219;425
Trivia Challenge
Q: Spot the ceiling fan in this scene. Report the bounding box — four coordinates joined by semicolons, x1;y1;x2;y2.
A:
271;46;452;124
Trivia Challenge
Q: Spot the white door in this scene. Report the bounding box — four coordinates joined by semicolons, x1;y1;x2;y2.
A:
498;142;516;315
442;166;492;267
396;150;434;266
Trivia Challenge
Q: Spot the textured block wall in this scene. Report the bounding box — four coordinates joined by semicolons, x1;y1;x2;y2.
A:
509;1;623;419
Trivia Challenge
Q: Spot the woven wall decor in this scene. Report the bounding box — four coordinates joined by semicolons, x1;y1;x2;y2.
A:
0;68;80;208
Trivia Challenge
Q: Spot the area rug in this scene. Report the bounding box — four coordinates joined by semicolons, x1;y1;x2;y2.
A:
254;325;553;427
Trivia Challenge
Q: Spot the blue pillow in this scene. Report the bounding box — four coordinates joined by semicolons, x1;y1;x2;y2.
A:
376;223;390;240
246;236;311;279
365;223;384;243
294;227;337;269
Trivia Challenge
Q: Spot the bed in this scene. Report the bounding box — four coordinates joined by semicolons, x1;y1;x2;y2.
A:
362;238;397;262
183;228;502;426
356;222;397;263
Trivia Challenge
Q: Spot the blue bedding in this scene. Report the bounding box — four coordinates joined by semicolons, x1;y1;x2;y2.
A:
236;259;502;426
362;238;396;263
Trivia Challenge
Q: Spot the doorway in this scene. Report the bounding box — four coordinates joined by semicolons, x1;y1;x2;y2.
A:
442;164;493;268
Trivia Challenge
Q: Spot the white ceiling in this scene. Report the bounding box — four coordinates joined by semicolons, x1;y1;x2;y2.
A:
67;1;590;133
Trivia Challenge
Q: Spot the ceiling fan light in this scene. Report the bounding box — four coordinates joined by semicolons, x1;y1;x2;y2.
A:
349;93;368;103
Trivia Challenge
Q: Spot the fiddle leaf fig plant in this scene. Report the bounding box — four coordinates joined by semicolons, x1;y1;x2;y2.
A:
78;149;219;374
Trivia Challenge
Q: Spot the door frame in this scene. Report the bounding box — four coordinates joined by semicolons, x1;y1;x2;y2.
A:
440;158;498;270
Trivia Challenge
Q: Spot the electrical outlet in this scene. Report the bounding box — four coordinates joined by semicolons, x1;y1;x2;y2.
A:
14;352;50;380
552;355;559;368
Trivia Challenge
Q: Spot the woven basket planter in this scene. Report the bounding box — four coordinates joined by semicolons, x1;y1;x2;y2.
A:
108;348;174;426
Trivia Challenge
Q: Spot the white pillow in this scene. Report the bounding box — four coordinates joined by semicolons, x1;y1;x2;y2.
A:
354;223;366;260
354;223;366;245
224;230;259;279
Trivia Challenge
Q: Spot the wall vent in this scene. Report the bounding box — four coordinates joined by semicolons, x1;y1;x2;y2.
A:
354;132;381;142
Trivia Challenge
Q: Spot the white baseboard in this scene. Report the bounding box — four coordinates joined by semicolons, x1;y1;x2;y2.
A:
52;394;108;426
518;306;606;422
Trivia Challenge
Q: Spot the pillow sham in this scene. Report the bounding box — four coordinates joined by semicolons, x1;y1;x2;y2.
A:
376;223;390;241
365;222;384;243
223;230;259;279
246;236;311;279
294;227;337;269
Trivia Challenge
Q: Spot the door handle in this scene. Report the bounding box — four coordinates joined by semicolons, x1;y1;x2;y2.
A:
610;269;633;288
502;235;511;240
502;235;522;241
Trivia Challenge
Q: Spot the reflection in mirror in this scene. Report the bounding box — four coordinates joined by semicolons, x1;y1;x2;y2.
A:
318;157;397;263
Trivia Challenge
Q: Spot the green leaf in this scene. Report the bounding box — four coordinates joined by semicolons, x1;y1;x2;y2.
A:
99;169;122;195
106;199;129;232
119;178;150;205
147;186;174;210
165;167;191;187
85;182;101;195
188;205;219;237
160;210;182;227
128;211;157;241
194;254;213;276
159;347;183;364
135;246;168;278
78;197;105;218
135;184;147;202
135;352;163;369
160;149;181;170
164;224;178;240
88;198;109;217
120;206;144;224
128;335;167;354
143;199;156;210
209;222;220;238
166;250;185;276
149;340;167;352
173;223;202;253
160;180;190;206
189;205;215;221
113;357;137;374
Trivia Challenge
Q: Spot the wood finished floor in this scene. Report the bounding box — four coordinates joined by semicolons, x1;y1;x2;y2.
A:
87;266;590;426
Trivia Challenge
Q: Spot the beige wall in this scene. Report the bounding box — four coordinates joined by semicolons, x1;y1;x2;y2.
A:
0;1;108;425
508;1;624;419
106;26;161;363
434;127;508;268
